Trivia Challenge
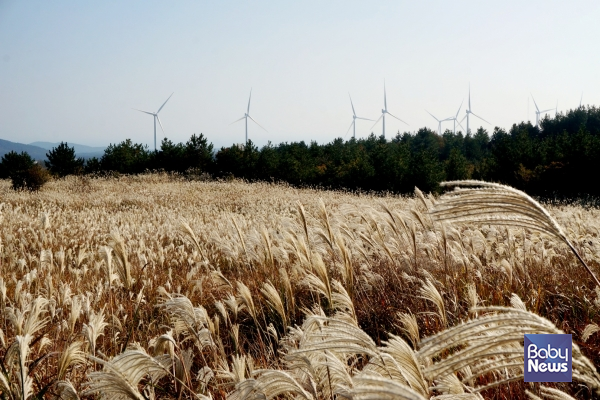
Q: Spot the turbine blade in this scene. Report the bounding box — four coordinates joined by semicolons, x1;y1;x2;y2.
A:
355;116;374;121
383;82;387;110
425;110;440;122
247;89;252;114
530;94;540;112
349;93;356;116
456;119;465;131
468;84;471;111
580;92;583;107
387;111;408;125
470;112;490;125
156;115;165;134
540;108;554;114
132;108;154;116
370;114;384;130
230;116;246;125
248;115;268;132
157;92;174;113
346;120;354;135
459;114;467;124
456;99;464;118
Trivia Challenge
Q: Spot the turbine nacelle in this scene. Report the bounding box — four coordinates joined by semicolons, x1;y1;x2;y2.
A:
347;93;373;139
371;83;408;138
464;86;489;133
231;89;267;143
133;92;174;151
426;109;453;135
530;93;554;127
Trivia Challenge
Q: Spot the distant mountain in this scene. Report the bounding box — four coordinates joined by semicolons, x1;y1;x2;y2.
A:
0;140;107;161
0;139;49;160
30;141;106;159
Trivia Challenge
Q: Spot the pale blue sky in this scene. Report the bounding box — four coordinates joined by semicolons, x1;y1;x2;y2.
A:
1;1;599;148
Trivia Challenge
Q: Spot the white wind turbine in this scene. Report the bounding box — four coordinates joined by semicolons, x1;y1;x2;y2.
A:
461;85;490;134
347;94;373;139
231;89;267;144
531;94;554;128
425;110;451;135
371;82;408;139
133;92;174;151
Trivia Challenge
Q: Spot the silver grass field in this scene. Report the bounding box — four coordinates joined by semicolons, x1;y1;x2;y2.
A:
1;174;600;399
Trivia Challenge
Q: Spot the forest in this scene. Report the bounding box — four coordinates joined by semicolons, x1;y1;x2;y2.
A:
2;106;600;197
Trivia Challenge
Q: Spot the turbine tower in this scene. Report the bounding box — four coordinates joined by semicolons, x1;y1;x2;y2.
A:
461;85;489;134
371;82;407;139
347;94;373;139
425;110;451;135
133;92;174;151
531;94;554;128
231;89;267;144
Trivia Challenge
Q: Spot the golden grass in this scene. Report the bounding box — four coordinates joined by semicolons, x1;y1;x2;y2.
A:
0;174;599;399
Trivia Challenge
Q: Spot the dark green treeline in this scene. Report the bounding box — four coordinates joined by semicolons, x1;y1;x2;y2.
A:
3;107;600;196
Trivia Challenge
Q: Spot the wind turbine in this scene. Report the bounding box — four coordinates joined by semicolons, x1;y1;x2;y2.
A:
447;100;465;134
347;94;373;139
371;82;408;139
530;94;554;128
425;110;451;135
580;92;584;108
133;92;174;151
231;89;267;144
461;85;490;134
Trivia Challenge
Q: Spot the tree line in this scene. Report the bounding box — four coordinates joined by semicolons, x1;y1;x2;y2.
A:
2;107;600;197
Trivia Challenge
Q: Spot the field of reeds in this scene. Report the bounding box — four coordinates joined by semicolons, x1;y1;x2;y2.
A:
1;173;600;399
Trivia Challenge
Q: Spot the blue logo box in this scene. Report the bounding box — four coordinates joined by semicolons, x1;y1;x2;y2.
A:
524;334;572;382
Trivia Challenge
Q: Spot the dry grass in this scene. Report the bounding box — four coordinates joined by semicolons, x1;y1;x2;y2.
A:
0;174;599;399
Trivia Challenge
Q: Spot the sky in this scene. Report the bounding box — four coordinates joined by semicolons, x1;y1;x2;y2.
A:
1;1;599;149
